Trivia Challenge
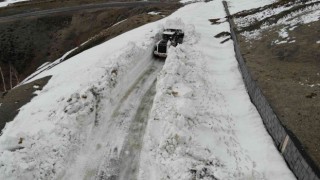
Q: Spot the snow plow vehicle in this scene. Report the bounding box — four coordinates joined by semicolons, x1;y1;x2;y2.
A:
154;29;184;58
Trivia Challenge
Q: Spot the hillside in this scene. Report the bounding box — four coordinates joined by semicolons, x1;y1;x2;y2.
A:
0;0;319;179
0;0;297;179
231;0;320;168
0;1;180;92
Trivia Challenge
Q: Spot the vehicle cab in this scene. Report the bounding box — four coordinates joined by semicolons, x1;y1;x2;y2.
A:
154;28;184;58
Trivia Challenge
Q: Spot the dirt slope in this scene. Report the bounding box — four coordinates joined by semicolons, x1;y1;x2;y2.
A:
235;1;320;167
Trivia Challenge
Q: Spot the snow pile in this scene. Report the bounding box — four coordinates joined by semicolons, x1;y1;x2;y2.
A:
139;2;295;180
164;18;186;30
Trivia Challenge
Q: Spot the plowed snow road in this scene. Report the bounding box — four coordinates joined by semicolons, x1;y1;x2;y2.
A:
61;59;163;180
0;1;172;22
117;80;156;180
95;60;162;180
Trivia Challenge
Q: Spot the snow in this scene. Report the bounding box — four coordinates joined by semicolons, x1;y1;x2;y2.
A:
272;28;296;45
236;0;320;39
273;40;288;45
111;19;127;27
148;11;160;15
278;28;289;39
164;18;186;30
289;26;297;31
234;0;319;29
139;2;295;179
32;85;39;89
0;0;296;180
0;0;28;7
277;2;320;26
227;0;277;14
36;62;50;71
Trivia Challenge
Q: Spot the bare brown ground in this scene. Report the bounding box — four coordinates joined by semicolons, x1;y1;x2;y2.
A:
0;76;51;130
0;0;179;17
238;20;320;167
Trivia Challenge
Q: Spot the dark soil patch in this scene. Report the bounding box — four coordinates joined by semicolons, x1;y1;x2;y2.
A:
0;0;179;17
0;76;51;131
214;31;231;38
209;18;224;25
0;14;72;86
220;38;231;44
238;20;320;167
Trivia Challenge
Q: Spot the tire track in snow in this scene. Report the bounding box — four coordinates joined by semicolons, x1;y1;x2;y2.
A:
117;80;156;180
95;60;162;180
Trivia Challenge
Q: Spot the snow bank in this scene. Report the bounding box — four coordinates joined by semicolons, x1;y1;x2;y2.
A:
139;2;295;180
164;18;185;30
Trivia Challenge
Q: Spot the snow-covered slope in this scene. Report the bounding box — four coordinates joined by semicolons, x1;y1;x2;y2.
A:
226;0;278;14
234;0;320;40
0;0;296;179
